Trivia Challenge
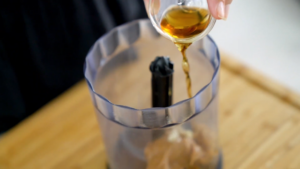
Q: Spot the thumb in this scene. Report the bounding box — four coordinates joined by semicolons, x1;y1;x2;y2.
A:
144;0;149;10
208;0;231;20
144;0;160;15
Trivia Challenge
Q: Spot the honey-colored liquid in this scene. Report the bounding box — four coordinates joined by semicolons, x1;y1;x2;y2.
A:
161;6;210;98
160;6;210;39
175;43;192;98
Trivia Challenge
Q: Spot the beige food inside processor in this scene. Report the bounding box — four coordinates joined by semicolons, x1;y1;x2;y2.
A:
144;125;218;169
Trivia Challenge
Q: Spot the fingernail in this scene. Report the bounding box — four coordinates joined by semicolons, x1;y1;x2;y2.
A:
217;1;225;20
225;4;230;20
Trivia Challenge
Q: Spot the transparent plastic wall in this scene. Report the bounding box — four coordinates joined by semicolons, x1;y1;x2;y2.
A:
84;20;221;169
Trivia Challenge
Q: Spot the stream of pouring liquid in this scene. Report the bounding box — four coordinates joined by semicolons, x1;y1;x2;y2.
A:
175;43;192;98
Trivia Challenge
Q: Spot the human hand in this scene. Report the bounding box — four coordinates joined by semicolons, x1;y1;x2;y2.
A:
144;0;232;20
208;0;232;20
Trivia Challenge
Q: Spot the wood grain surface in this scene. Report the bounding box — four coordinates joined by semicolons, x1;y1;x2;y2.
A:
1;56;300;169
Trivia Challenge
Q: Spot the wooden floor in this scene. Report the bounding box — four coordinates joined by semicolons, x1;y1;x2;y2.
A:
0;56;300;169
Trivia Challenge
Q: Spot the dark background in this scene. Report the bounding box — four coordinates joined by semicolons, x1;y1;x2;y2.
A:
0;0;147;133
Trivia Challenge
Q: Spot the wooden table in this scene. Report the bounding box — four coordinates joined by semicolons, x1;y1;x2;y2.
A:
1;56;300;169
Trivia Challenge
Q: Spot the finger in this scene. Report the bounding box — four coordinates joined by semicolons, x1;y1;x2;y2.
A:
144;0;160;15
226;0;233;4
208;0;232;20
225;0;232;19
144;0;149;14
